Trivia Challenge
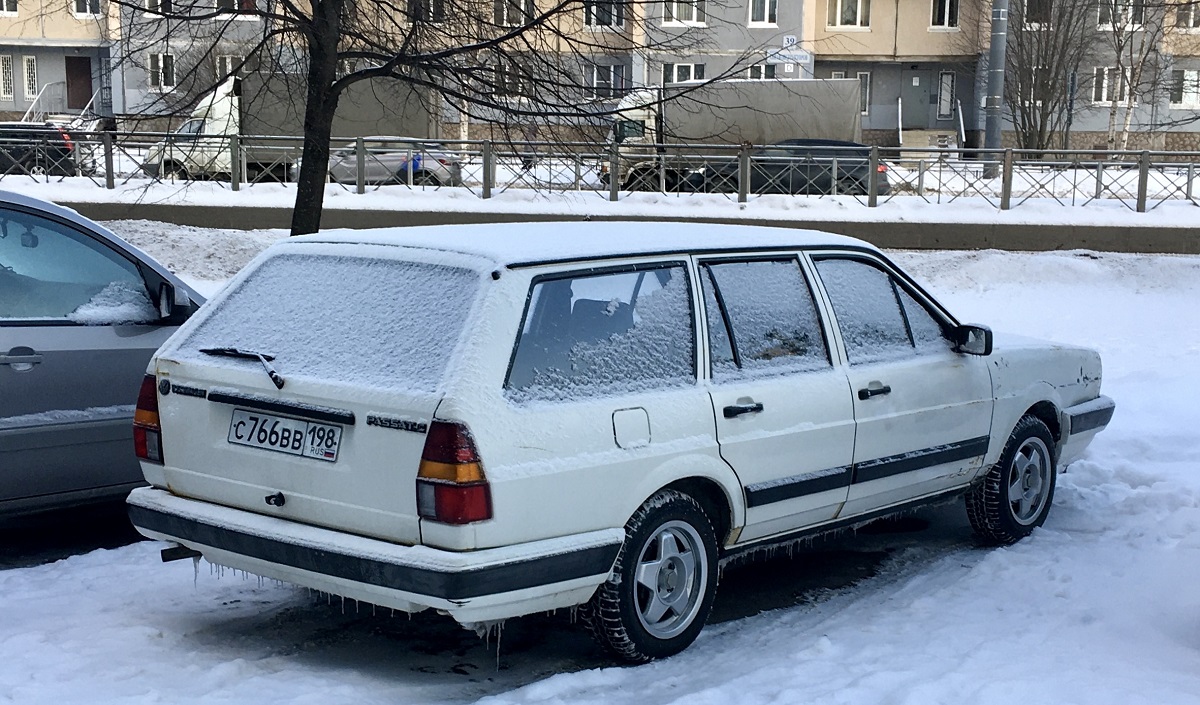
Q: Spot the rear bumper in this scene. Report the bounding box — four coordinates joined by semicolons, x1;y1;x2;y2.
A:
1059;395;1115;466
127;487;622;623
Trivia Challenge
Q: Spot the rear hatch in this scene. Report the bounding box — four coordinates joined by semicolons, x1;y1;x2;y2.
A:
152;242;485;545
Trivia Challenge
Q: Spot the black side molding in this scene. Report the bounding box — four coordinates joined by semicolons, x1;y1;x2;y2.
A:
208;390;355;426
1069;403;1115;435
128;504;620;602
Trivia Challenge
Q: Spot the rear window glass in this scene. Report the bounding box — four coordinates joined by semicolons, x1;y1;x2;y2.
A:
178;254;478;393
507;265;694;402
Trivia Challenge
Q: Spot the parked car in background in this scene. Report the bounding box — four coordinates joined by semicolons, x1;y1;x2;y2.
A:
687;139;891;196
0;191;203;517
128;222;1112;662
0;122;95;177
325;137;464;186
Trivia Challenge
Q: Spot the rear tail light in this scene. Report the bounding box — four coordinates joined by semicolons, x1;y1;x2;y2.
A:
416;420;492;524
133;374;164;464
877;163;888;173
58;129;74;152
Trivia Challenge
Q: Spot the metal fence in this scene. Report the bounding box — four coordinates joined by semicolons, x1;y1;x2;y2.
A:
2;130;1198;213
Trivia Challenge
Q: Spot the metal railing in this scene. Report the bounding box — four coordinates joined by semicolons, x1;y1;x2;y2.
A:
3;130;1198;214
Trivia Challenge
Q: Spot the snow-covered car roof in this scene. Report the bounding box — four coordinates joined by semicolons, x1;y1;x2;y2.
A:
294;221;874;268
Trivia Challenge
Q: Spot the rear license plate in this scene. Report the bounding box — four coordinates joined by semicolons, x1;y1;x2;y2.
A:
227;408;342;462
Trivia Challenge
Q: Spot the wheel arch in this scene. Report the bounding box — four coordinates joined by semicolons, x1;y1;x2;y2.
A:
626;456;745;547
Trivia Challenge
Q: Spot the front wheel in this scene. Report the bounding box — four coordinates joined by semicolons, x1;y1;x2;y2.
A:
582;489;719;662
966;415;1057;545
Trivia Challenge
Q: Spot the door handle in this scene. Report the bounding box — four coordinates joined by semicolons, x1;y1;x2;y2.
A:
1;354;43;366
723;402;764;418
858;384;892;400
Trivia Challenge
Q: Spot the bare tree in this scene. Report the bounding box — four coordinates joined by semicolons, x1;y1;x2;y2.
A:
1096;0;1170;150
1003;0;1095;149
111;0;773;234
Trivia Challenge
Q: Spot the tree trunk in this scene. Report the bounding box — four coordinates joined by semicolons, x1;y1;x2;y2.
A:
291;0;343;236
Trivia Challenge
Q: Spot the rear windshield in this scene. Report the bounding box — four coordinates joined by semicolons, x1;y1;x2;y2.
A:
177;254;479;393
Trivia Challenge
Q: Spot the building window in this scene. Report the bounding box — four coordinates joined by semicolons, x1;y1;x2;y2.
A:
409;0;445;22
1091;66;1128;103
146;0;171;13
0;0;15;14
589;63;627;99
749;0;777;25
931;0;957;27
148;53;174;92
662;62;705;83
857;71;870;114
828;0;869;27
1098;0;1144;28
1023;0;1050;25
1178;3;1200;29
584;0;623;26
216;55;242;79
1170;69;1200;107
216;0;256;12
22;56;36;99
664;0;705;25
936;70;955;118
74;0;100;16
494;62;528;97
0;56;13;100
495;0;534;26
747;63;777;79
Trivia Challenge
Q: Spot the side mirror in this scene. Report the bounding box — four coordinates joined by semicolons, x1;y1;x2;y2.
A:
157;282;192;320
954;324;993;356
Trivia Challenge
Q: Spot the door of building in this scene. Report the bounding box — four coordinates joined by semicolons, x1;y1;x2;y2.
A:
901;69;931;129
65;57;92;110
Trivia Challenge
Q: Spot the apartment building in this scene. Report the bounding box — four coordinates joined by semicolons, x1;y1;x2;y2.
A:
0;0;115;120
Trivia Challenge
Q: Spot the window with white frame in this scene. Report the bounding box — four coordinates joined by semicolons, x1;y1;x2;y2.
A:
0;0;15;14
1022;0;1050;25
588;63;626;98
216;0;256;13
936;70;955;118
74;0;100;16
409;0;445;22
749;0;777;25
828;0;869;27
1170;69;1200;106
662;62;705;83
148;53;174;92
496;0;534;26
857;71;870;113
216;55;242;78
664;0;704;24
1098;0;1144;27
494;61;528;97
748;63;777;79
1177;3;1200;28
1091;66;1129;103
336;58;357;77
584;0;623;26
931;0;957;27
0;56;13;100
22;56;36;99
146;0;171;13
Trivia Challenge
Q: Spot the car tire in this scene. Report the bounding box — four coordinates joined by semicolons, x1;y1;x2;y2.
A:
409;171;440;187
836;177;866;195
582;489;719;662
161;162;189;181
624;167;658;192
966;415;1057;545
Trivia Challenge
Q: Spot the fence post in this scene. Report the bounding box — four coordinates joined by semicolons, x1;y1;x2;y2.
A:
230;135;240;192
608;142;620;202
482;140;494;199
737;142;750;204
867;146;879;207
831;157;840;196
1000;148;1013;210
1094;162;1104;199
1187;163;1195;202
406;148;415;186
355;137;366;195
1136;150;1150;213
102;132;114;190
575;153;582;191
917;160;926;197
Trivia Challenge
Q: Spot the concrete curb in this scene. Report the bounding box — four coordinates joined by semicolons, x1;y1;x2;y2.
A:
61;201;1200;255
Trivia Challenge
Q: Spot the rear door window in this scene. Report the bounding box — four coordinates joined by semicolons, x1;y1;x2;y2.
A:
507;264;694;401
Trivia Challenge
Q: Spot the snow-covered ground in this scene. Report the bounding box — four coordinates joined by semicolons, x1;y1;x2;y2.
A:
1;222;1198;704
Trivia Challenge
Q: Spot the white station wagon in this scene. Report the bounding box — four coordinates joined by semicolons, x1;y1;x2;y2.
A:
128;222;1114;661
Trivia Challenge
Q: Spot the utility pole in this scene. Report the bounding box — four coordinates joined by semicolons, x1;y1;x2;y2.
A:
984;0;1010;176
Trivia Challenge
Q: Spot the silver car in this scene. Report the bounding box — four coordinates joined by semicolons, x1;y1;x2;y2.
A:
326;137;464;186
0;191;203;516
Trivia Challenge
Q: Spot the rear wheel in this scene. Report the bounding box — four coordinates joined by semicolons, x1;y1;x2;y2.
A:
409;170;441;186
161;162;189;181
966;415;1056;545
582;489;718;662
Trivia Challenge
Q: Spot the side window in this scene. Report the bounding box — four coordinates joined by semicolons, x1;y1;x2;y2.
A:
0;209;154;323
507;264;694;401
896;285;953;352
702;259;830;381
814;257;948;363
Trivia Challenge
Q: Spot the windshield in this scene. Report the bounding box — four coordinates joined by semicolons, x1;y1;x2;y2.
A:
614;120;646;143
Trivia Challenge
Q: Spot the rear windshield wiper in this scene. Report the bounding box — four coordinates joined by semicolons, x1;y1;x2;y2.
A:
199;347;286;389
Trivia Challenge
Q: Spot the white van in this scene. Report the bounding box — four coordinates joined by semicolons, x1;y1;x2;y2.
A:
128;222;1113;661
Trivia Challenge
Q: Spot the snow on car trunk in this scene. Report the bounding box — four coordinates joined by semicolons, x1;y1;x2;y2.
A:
150;242;488;545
